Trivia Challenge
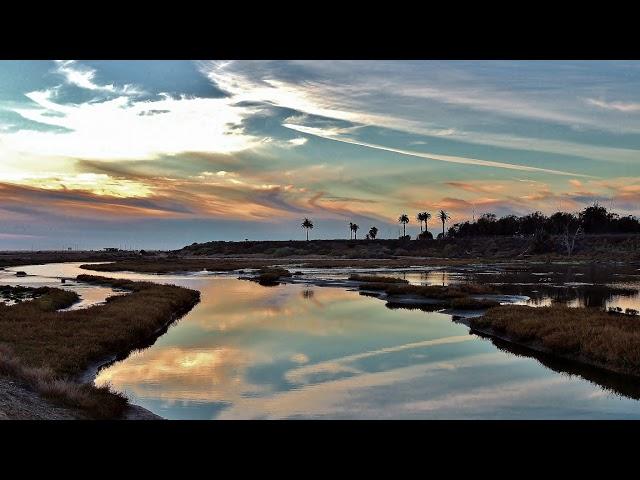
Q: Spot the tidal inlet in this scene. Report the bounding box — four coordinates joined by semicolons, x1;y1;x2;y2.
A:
1;60;640;420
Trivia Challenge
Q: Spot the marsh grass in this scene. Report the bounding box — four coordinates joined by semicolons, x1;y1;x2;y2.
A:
0;285;78;307
355;282;499;310
473;305;640;377
0;275;200;418
251;267;292;285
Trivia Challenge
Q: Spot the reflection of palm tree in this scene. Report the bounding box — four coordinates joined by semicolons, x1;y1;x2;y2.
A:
438;210;450;238
369;226;378;239
398;214;409;237
302;289;315;299
301;218;314;241
351;223;359;239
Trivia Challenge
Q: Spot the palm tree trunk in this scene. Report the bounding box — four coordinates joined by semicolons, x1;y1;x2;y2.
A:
403;224;406;236
442;221;445;238
306;229;309;241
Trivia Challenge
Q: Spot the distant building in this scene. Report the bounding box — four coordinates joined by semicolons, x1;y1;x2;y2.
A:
103;247;120;252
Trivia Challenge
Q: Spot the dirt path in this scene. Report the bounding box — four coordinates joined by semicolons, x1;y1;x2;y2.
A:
0;376;83;420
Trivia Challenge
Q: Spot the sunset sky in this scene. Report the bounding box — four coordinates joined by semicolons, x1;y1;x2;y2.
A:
1;60;639;249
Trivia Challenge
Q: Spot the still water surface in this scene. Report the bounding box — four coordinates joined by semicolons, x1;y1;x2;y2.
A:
2;262;640;419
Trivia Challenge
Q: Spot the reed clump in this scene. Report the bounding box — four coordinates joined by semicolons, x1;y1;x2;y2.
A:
473;305;640;377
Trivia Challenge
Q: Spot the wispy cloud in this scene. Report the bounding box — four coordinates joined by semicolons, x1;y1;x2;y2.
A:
54;60;142;95
283;123;593;178
585;97;640;113
204;60;640;162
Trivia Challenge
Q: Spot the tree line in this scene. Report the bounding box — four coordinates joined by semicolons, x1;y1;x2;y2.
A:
300;210;452;241
300;203;639;242
447;203;640;238
300;203;638;242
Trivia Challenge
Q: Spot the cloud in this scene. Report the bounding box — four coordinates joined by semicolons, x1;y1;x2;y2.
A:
204;61;640;163
0;172;152;198
288;137;308;146
5;87;263;160
585;98;640;113
283;123;593;178
0;181;192;221
54;60;142;95
445;181;508;194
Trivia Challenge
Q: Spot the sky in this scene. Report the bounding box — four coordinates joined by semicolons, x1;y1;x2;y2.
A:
1;60;639;250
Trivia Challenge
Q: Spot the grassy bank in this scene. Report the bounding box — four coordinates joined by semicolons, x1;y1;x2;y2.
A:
0;250;141;269
471;305;640;377
0;285;78;307
350;278;500;309
0;276;200;419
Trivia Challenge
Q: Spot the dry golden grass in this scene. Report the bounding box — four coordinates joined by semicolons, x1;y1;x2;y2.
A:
473;305;640;377
250;267;292;285
0;276;200;418
0;345;126;419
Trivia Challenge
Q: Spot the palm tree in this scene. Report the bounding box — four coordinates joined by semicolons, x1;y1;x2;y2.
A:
351;223;359;239
398;214;409;237
301;218;314;241
438;210;450;238
369;226;378;239
416;212;425;232
424;212;431;233
349;222;354;239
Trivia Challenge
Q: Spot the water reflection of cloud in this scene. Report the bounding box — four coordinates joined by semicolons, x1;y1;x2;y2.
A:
290;353;309;364
401;376;571;414
186;279;364;336
285;335;475;385
217;352;511;419
96;346;270;403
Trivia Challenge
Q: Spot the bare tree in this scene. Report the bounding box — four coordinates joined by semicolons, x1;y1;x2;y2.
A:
561;215;583;256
